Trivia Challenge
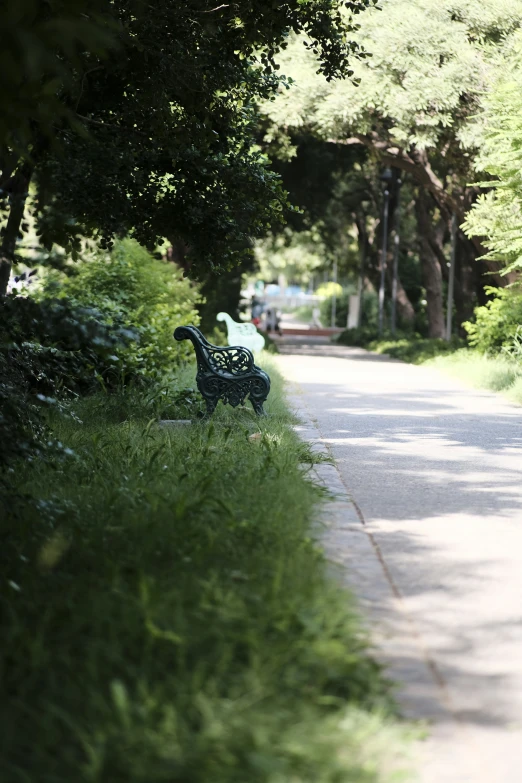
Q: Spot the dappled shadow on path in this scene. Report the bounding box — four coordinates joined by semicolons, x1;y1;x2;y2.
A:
297;383;522;524
285;350;522;745
278;341;401;363
324;517;522;736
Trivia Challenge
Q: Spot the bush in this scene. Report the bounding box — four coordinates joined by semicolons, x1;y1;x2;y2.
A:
1;240;201;473
366;336;465;364
290;304;315;322
40;239;202;379
336;325;379;346
335;332;466;363
320;290;350;327
315;281;343;299
0;364;405;783
0;294;134;472
320;288;379;330
463;285;522;353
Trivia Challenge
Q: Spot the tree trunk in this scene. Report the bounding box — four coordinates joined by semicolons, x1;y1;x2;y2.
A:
386;197;416;327
359;205;416;328
0;160;33;296
415;190;445;338
165;235;191;275
451;232;483;328
386;264;415;325
332;136;518;286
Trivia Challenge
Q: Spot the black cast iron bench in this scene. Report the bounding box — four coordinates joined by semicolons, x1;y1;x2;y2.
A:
174;325;270;416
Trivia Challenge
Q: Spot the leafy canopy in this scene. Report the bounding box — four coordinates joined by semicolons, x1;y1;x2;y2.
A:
0;0;116;151
463;285;522;351
261;0;522;204
264;0;522;146
463;33;522;273
2;0;377;281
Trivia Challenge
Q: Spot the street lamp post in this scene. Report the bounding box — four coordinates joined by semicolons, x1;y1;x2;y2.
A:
378;167;393;337
331;259;338;328
446;213;457;341
356;219;366;330
391;173;402;338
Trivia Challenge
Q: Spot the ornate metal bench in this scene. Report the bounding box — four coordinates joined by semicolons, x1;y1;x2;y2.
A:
216;312;265;353
174;325;270;416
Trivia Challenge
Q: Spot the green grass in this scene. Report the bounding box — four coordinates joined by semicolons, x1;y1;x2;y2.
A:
0;357;410;783
365;337;465;365
426;350;522;402
364;336;522;405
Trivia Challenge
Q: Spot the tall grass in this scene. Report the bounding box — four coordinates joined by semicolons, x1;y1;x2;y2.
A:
426;350;522;403
365;336;522;406
0;359;409;783
365;337;465;365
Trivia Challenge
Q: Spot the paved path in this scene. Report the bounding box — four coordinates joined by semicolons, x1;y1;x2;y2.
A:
277;342;522;783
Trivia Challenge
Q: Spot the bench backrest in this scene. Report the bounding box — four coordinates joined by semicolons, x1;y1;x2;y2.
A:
216;312;265;352
174;325;255;376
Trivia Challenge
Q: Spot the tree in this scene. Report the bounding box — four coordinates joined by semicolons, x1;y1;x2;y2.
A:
262;133;419;327
261;0;522;335
0;0;376;295
0;0;116;151
0;0;117;294
463;33;522;274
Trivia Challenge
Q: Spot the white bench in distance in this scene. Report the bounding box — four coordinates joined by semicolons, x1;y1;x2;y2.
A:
216;312;265;353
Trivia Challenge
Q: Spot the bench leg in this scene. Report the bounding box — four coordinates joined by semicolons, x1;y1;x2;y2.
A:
204;398;218;417
250;399;266;416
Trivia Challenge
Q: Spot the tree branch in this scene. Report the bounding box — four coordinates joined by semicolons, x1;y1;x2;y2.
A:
75;66;105;112
75;115;151;138
202;4;230;12
328;133;514;281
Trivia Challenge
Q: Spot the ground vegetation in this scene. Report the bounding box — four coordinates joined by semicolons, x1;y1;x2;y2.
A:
0;6;417;777
1;359;410;783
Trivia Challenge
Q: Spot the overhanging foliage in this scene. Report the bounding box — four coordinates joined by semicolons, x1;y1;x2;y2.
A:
0;0;377;293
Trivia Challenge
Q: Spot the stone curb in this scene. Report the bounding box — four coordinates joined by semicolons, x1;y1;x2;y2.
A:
288;386;405;638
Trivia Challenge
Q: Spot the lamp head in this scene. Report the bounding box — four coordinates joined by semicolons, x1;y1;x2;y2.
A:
380;166;394;187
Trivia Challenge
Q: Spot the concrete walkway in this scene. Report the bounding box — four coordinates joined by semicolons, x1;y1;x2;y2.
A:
276;341;522;783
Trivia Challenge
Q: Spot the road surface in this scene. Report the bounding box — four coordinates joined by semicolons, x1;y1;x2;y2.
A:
277;340;522;783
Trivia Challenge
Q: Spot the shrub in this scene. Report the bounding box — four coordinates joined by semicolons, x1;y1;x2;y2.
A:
367;336;465;364
290;304;315;321
0;294;132;472
335;325;379;346
40;239;202;379
1;240;201;472
315;281;343;299
463;285;522;353
502;325;522;363
320;288;379;330
320;290;350;327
